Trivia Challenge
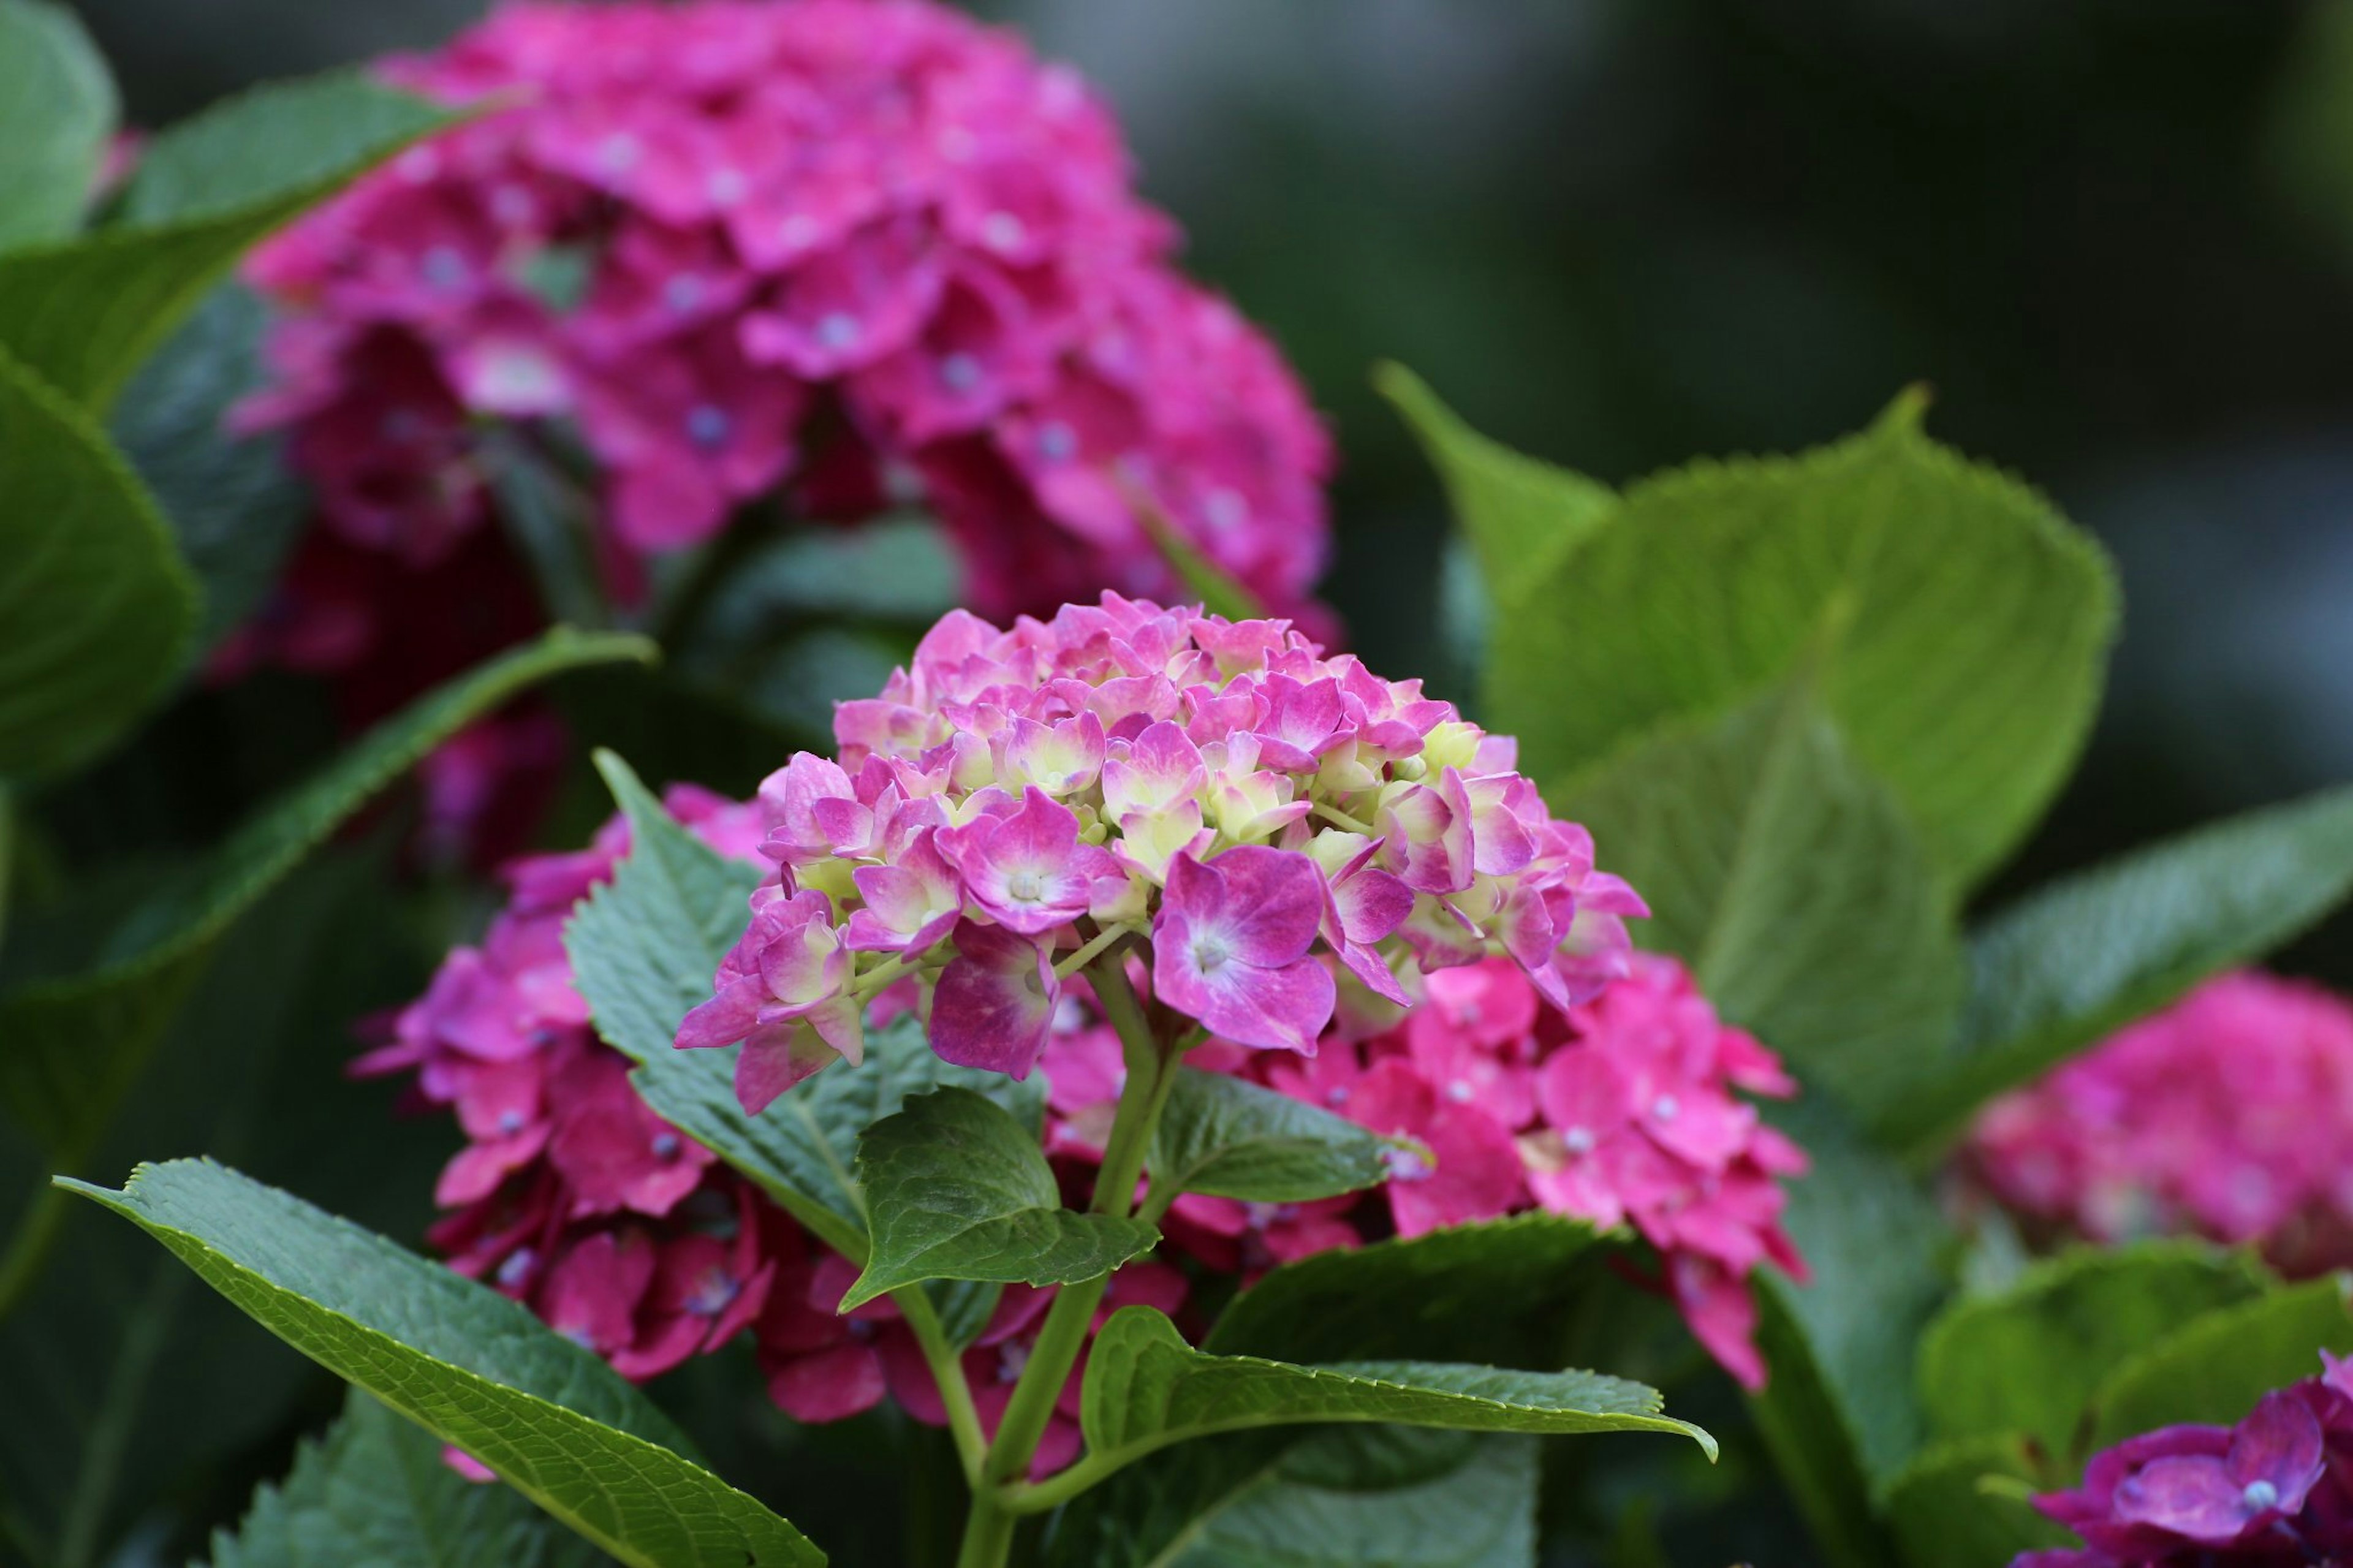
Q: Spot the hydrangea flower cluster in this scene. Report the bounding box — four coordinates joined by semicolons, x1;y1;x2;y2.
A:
1969;972;2353;1277
676;595;1646;1115
2016;1354;2353;1567
237;0;1331;622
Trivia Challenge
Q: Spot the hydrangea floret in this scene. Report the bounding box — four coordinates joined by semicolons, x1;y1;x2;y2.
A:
2015;1352;2353;1567
675;594;1647;1114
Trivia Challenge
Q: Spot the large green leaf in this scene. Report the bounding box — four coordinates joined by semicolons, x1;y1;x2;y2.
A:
1882;783;2353;1154
110;283;307;654
1477;392;2116;884
842;1087;1158;1309
2084;1274;2353;1450
1146;1067;1388;1208
63;1160;824;1568
564;749;1040;1264
1914;1242;2270;1458
0;629;654;1165
1881;1435;2071;1568
1075;1306;1712;1486
1377;363;1613;622
1047;1427;1538;1568
0;0;116;249
205;1390;610;1568
1746;1097;1953;1568
1205;1213;1608;1368
0;70;452;407
1564;687;1965;1126
0;340;196;781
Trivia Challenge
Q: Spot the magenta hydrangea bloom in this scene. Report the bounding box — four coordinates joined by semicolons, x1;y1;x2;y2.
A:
1969;971;2353;1276
238;0;1332;622
676;595;1645;1102
2017;1354;2353;1567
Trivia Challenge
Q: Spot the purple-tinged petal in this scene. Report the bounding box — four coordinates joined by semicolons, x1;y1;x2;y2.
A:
930;920;1057;1077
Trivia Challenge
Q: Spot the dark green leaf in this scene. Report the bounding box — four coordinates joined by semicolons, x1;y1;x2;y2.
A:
0;0;116;249
204;1390;610;1568
0;71;452;407
1884;784;2353;1154
1147;1067;1388;1207
2085;1274;2353;1451
109;282;306;653
1914;1241;2270;1458
681;515;962;632
1206;1212;1608;1368
1480;390;2116;884
63;1160;824;1567
0;629;654;1164
1564;687;1965;1126
843;1088;1157;1309
1076;1306;1713;1486
1881;1435;2071;1568
0;341;195;780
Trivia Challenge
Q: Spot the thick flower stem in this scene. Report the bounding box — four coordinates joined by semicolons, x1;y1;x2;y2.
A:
950;956;1179;1568
893;1286;988;1485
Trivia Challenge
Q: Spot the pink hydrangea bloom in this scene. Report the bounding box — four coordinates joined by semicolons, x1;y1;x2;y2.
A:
2016;1354;2353;1567
1968;971;2353;1276
677;596;1643;1102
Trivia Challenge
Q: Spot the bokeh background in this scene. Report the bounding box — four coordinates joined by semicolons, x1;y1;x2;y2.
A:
39;1;2353;1561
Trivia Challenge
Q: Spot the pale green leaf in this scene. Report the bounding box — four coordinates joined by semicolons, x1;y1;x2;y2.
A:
205;1390;610;1568
0;340;195;781
1147;1068;1387;1208
1884;783;2353;1153
63;1160;824;1567
1076;1307;1713;1485
0;0;116;249
842;1088;1157;1309
2085;1274;2353;1451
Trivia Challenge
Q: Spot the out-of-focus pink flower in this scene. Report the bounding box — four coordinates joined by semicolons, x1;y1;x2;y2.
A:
1969;971;2353;1277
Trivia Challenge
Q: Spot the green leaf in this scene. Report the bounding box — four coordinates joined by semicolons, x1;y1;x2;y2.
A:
2084;1274;2353;1451
0;340;197;781
0;0;116;249
109;283;307;654
1146;1067;1389;1207
680;515;963;632
564;749;1040;1265
0;629;654;1166
1563;686;1965;1126
1881;1435;2071;1568
1914;1241;2270;1459
843;1088;1158;1309
1483;391;2117;884
1205;1212;1607;1368
1134;499;1267;623
1074;1306;1713;1487
0;70;453;407
1746;1097;1953;1568
204;1390;609;1568
1047;1428;1538;1568
1377;363;1614;620
1882;783;2353;1154
63;1159;824;1568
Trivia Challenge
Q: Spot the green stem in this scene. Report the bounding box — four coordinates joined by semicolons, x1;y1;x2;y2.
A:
894;1287;988;1486
1001;1448;1123;1515
951;956;1179;1567
1051;920;1139;982
1310;800;1376;836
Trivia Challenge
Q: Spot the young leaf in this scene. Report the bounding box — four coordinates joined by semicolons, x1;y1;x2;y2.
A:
1564;686;1965;1127
1377;363;1615;619
1881;782;2353;1154
0;629;654;1166
1881;1435;2071;1568
2083;1274;2353;1451
566;749;1040;1262
1477;391;2117;885
1146;1067;1388;1208
0;70;453;408
0;0;116;249
1914;1241;2270;1457
1073;1306;1713;1487
1133;498;1267;623
0;340;196;781
63;1159;824;1568
1205;1211;1607;1367
205;1390;607;1568
842;1088;1158;1309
